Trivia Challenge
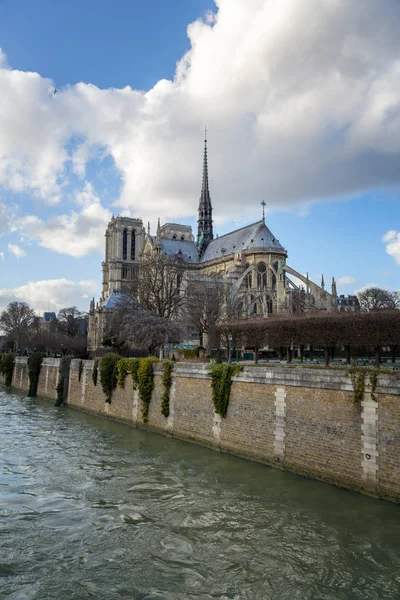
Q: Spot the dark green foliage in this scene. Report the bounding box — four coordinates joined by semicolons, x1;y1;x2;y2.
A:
346;365;395;403
115;358;138;388
183;348;200;359
78;359;83;382
92;359;99;386
1;354;15;387
138;357;158;423
99;353;120;403
161;361;174;418
130;358;141;390
209;364;241;418
55;356;71;406
55;377;64;406
27;352;44;397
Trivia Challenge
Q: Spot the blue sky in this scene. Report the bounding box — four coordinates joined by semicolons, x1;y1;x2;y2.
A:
0;0;400;314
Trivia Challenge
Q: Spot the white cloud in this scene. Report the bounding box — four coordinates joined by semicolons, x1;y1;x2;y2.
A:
0;252;4;261
337;276;356;286
0;278;98;314
2;1;400;226
8;243;26;259
383;229;400;264
383;230;397;243
18;182;111;257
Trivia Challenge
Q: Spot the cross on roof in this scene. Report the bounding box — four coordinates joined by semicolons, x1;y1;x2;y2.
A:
261;200;266;222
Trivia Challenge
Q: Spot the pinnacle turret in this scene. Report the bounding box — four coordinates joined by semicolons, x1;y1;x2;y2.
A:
197;130;213;253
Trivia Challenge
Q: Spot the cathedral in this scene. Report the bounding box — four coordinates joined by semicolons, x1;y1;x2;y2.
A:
88;137;336;352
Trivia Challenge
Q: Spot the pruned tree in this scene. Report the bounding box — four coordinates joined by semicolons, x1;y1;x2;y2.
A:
137;254;187;320
0;301;35;351
357;287;400;312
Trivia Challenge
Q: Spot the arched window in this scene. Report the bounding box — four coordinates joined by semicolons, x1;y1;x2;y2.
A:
271;269;277;290
131;230;135;260
245;265;252;288
257;262;267;289
181;236;185;241
172;235;177;240
266;296;273;314
122;229;127;260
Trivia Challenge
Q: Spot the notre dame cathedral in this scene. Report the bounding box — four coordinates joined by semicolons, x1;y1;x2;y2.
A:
88;137;337;352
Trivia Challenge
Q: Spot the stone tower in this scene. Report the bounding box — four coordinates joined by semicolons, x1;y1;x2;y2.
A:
101;215;146;301
197;133;213;256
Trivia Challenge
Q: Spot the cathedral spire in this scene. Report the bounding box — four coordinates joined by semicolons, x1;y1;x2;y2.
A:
197;129;213;252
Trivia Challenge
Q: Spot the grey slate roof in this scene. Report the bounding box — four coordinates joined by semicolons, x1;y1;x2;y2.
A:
102;290;125;309
161;239;199;263
200;220;285;263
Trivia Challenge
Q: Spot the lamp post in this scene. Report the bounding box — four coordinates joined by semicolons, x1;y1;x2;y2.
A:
228;332;233;364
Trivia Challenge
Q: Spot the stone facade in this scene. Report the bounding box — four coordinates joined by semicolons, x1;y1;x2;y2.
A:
88;138;337;352
3;359;400;502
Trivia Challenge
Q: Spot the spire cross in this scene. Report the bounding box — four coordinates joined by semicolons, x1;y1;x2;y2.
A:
261;200;266;222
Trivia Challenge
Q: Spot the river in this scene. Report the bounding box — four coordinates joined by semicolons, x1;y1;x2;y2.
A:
1;387;400;599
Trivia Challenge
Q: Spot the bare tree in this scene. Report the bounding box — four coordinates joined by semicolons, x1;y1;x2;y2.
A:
0;301;35;350
57;306;87;337
137;254;187;320
357;287;400;312
186;276;226;348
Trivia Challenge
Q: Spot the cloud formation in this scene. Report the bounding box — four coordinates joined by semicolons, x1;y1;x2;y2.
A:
337;276;356;286
383;230;400;265
18;182;111;257
0;278;98;314
8;243;26;259
1;0;400;253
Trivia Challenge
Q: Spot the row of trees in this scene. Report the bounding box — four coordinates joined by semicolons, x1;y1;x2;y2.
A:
0;302;87;356
218;310;400;365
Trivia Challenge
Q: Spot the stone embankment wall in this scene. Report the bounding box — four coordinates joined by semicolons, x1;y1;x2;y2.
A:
1;358;400;503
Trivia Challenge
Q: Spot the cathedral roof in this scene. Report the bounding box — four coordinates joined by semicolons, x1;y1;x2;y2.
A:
200;219;285;263
161;238;199;263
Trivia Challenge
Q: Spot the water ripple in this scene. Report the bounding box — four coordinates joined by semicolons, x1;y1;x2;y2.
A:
1;389;400;599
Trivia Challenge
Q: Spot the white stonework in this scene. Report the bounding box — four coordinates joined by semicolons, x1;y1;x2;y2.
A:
45;367;49;394
274;386;286;460
81;367;86;406
166;379;176;433
212;412;222;445
132;389;139;425
361;388;379;487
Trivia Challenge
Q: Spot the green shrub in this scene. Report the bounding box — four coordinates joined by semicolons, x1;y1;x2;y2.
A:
346;365;395;403
92;359;99;386
27;352;44;397
55;356;71;406
161;361;174;418
137;357;158;423
1;354;15;387
183;348;200;360
209;364;241;418
115;358;137;388
99;353;120;403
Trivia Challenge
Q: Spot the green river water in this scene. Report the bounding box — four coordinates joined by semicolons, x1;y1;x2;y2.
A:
1;387;400;599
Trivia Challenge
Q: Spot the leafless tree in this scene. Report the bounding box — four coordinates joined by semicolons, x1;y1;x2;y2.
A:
186;276;226;348
0;301;35;350
137;254;187;320
357;287;400;312
57;306;87;337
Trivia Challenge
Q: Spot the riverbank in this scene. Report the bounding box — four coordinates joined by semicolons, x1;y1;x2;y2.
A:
2;357;400;503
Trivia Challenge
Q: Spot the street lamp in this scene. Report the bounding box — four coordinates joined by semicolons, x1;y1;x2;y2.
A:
228;332;233;364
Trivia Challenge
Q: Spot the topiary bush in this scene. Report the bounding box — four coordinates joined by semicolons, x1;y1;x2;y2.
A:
209;363;241;418
161;361;174;418
27;352;44;397
99;353;120;403
1;354;15;387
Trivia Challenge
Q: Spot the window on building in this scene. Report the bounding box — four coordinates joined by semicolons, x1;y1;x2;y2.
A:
257;262;267;289
122;229;128;260
131;231;135;260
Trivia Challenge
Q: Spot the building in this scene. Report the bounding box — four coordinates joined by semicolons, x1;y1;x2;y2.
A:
88;137;336;352
337;295;360;312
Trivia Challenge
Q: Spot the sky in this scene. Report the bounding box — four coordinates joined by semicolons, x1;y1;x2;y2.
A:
0;0;400;316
